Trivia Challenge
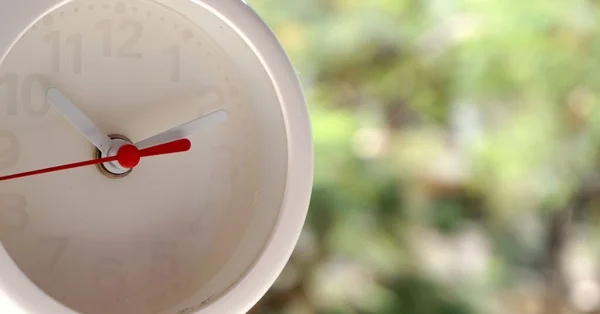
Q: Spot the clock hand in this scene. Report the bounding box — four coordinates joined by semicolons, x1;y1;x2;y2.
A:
0;139;191;182
134;109;228;150
47;88;114;154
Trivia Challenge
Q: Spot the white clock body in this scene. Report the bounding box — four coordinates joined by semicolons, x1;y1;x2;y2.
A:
0;0;313;313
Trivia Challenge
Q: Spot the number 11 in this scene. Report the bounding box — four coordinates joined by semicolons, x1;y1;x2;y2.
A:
164;45;180;82
44;31;83;74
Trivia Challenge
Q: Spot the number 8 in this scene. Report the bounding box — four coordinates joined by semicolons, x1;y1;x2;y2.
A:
0;193;28;237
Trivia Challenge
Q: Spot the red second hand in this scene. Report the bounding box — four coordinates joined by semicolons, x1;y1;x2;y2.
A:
0;139;192;182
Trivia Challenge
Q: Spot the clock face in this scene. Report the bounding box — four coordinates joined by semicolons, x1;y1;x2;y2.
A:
0;0;289;313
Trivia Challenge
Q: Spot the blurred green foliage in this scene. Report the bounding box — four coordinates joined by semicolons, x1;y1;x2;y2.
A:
248;0;600;313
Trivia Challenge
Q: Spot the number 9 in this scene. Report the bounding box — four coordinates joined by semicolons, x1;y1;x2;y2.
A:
0;130;19;170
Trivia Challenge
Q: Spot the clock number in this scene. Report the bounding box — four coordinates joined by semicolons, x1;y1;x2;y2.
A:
119;20;143;58
65;33;83;74
0;74;50;117
0;193;28;237
0;130;19;169
190;201;215;233
22;75;51;116
96;19;143;59
41;237;69;272
189;202;217;248
44;31;60;72
146;242;183;307
210;146;237;181
0;73;18;115
96;19;113;57
44;31;83;74
209;146;237;199
94;258;126;290
149;242;179;280
198;87;224;112
164;45;180;82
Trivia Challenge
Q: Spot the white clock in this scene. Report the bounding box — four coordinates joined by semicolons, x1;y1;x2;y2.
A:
0;0;313;313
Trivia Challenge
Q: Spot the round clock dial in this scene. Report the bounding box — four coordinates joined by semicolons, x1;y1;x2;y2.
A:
0;0;296;313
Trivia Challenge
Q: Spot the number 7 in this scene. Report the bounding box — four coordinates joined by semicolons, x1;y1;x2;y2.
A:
41;236;69;272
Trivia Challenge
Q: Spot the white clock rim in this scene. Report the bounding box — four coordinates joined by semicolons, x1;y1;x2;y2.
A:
0;0;314;313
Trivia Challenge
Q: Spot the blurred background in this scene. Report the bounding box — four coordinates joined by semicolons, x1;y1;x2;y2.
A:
248;1;600;313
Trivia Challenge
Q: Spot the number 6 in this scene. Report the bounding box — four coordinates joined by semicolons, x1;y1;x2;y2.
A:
94;258;126;290
150;242;179;280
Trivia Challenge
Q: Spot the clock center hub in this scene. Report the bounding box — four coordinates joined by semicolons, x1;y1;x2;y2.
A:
95;134;134;179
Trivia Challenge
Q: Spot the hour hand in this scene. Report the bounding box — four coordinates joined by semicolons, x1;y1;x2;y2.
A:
47;88;114;153
134;109;228;150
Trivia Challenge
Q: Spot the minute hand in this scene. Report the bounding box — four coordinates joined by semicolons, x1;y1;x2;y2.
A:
134;109;228;150
47;88;114;153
